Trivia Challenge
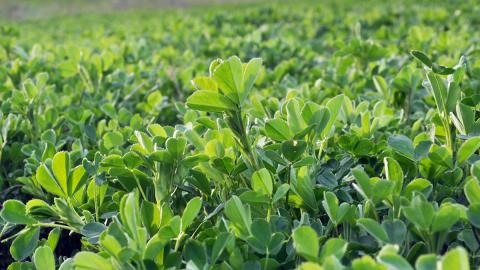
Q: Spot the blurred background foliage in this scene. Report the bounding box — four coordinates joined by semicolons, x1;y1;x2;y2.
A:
0;0;264;21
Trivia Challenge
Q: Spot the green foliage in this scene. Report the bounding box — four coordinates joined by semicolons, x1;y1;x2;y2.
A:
1;0;480;269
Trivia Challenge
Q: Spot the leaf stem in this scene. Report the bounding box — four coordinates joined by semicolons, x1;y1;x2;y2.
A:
132;170;148;201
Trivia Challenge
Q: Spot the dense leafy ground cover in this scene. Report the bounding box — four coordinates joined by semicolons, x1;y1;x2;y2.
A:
1;0;480;269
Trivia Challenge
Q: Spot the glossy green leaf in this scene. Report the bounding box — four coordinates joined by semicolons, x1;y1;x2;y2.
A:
432;204;460;232
388;135;414;160
441;247;469;270
415;254;437;270
265;118;292;141
0;200;35;225
402;195;434;230
384;157;403;195
251;168;273;196
352;168;372;199
182;197;202;231
457;137;480;166
74;252;114;270
186;90;236;112
34;246;55;270
411;50;432;67
292;226;319;261
357;218;389;244
224;196;251;238
10;227;40;261
184;240;208;270
103;131;124;149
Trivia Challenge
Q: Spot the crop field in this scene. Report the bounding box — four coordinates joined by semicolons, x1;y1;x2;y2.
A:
1;0;480;269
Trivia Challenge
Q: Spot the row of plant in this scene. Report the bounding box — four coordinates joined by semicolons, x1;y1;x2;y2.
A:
1;0;480;269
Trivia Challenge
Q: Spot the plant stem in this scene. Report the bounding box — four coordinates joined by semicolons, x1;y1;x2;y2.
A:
132;170;148;201
94;183;100;222
285;164;291;209
33;222;79;232
175;232;185;251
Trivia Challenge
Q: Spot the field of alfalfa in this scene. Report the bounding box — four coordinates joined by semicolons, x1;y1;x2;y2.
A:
1;0;480;269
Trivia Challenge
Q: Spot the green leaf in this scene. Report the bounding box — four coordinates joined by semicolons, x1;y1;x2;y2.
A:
239;191;270;204
250;219;271;245
382;219;406;245
192;76;218;91
103;131;124;149
388;135;414;160
54;198;84;227
36;164;64;197
265;118;292;141
58;60;77;78
472;160;480;180
272;184;290;203
402;194;434;230
384;157;403;195
441;247;469;270
0;200;35;225
211;232;233;263
10;227;40;261
426;72;448;114
373;75;389;99
322;191;339;224
41;129;56;144
147;123;167;138
446;82;460;112
428;144;453;169
247;219;271;253
357;218;389;244
224;195;252;238
74;252;114;270
457;137;480;166
308;107;330;134
58;259;74;270
322;95;344;138
352;168;372;199
182;197;202;231
411;50;432;67
251;168;273;196
378;253;413;270
34;246;55;270
292;226;319;261
6;262;35;270
141;201;160;236
166;137;187;158
415;254;437;270
464;179;480;204
467;204;480;228
81;222;107;244
52;151;69;193
282;140;307;162
372;180;395;203
47;228;61;251
186;90;236;112
432;204;460;232
351;256;386;270
36;151;87;198
135;131;154;153
318;238;347;263
68;165;87;197
119;192;141;237
184;240;208;270
432;64;455;75
241;58;263;102
212;56;243;104
292;166;318;211
404;178;432;199
286;99;308;135
298;262;324;270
